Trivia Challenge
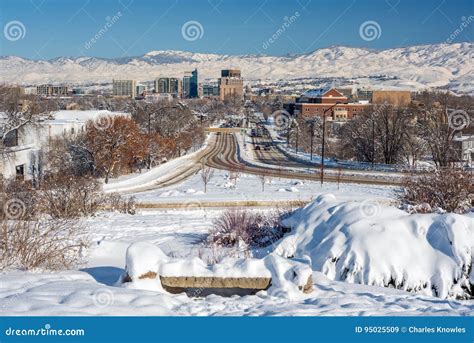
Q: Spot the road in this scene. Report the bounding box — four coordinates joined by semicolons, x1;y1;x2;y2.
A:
251;135;303;168
205;133;402;186
117;131;401;195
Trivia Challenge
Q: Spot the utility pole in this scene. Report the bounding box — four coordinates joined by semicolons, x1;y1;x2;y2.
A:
371;115;375;169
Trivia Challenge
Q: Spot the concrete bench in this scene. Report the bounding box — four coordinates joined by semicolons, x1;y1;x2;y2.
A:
121;242;313;297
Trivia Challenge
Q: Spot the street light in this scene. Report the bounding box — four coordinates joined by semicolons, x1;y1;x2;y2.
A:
320;102;340;185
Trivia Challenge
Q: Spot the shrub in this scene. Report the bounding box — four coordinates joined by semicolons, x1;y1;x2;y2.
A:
399;168;473;213
106;193;137;215
0;179;38;220
0;219;88;270
36;174;107;218
208;209;291;249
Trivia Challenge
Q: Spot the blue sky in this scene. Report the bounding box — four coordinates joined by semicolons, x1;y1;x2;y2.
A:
0;0;472;59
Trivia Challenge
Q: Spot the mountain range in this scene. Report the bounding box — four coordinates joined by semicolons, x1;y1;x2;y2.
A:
1;42;472;93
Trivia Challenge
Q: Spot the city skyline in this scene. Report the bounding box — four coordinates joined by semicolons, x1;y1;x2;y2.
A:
1;0;472;60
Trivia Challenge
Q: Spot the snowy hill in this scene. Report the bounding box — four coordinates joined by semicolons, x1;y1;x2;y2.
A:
1;43;472;93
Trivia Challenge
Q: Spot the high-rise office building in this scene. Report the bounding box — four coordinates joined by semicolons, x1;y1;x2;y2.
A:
113;80;137;98
182;75;191;98
190;69;198;98
169;78;182;97
155;78;169;94
218;69;243;100
182;69;198;98
155;77;182;97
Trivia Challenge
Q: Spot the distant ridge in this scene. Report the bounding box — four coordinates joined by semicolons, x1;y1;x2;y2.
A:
1;43;472;93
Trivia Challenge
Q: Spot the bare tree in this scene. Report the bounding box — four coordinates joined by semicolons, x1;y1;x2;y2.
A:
200;162;214;193
84;115;146;183
228;164;241;187
341;105;412;164
335;167;344;190
258;171;270;192
415;91;473;167
0;85;50;154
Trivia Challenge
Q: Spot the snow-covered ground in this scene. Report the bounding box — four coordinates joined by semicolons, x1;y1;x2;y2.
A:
2;270;472;316
132;169;396;205
1;200;472;316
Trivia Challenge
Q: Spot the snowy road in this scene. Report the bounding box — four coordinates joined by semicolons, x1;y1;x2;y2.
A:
106;132;403;197
206;133;402;186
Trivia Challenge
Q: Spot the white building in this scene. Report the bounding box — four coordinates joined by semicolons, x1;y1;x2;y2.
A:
113;80;137;98
453;132;474;166
0;110;128;180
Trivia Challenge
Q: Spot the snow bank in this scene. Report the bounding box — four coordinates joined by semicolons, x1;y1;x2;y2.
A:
103;135;210;193
276;194;474;299
122;242;312;298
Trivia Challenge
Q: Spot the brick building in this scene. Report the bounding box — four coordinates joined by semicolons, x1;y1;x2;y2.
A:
286;88;370;121
218;69;243;100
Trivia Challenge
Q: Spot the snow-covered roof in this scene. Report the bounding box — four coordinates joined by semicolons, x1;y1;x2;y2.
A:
44;110;129;125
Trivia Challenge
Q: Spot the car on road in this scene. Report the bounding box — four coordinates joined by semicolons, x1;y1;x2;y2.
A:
255;145;261;150
264;144;271;151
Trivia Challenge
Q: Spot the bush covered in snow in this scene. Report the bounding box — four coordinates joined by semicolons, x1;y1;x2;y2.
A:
276;194;474;299
399;168;473;213
208;209;291;249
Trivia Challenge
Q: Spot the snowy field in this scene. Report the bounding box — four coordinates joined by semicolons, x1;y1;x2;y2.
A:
1;198;473;316
132;169;397;205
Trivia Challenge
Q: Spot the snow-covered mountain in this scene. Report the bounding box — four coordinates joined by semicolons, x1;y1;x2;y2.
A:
1;43;472;93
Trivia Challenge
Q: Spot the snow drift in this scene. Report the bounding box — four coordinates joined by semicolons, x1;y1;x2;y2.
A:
121;242;312;298
276;194;474;299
